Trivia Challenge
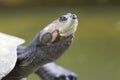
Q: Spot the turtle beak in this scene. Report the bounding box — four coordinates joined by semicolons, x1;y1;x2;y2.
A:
59;13;78;37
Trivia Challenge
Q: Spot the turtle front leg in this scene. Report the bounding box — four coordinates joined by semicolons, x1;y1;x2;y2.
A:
35;62;77;80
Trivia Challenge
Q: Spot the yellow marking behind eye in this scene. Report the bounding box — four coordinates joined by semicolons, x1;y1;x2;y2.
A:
51;30;59;42
46;30;59;45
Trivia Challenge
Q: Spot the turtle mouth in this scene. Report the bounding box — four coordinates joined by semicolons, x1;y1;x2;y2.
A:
59;13;78;37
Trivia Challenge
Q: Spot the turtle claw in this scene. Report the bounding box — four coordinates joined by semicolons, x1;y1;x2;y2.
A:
54;73;77;80
54;75;77;80
54;75;66;80
68;75;77;80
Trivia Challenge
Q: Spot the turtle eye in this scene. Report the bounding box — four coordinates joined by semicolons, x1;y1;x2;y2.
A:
59;16;67;22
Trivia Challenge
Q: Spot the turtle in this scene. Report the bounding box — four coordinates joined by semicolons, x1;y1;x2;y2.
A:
0;13;78;80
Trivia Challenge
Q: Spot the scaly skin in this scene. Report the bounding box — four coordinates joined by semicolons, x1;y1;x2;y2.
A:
2;13;78;80
2;34;73;80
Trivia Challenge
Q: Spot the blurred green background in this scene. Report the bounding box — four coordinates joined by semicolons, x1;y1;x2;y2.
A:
0;0;120;80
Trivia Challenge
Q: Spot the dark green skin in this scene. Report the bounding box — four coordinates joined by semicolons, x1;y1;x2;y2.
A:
2;31;74;80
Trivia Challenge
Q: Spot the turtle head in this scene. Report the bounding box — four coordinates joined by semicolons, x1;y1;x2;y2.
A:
39;13;78;45
57;13;78;36
18;13;78;66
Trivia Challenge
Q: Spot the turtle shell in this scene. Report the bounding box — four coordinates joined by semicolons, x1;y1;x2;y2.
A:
0;32;25;79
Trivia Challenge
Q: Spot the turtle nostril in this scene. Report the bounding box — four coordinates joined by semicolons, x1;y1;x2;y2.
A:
72;14;77;19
